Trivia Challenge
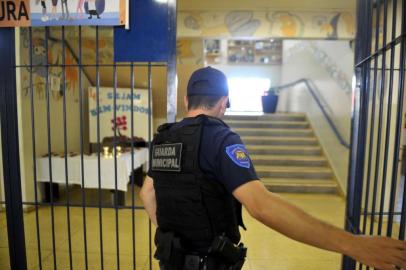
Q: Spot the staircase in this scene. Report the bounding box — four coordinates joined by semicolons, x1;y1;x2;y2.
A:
224;114;339;194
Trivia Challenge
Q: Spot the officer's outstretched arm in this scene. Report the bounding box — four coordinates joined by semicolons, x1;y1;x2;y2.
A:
140;176;158;226
233;180;406;270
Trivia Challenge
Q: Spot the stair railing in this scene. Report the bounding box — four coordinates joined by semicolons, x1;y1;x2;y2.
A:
269;78;350;149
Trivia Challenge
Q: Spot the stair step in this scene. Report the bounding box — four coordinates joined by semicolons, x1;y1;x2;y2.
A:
261;178;338;194
225;113;339;195
226;120;309;129
223;114;306;122
255;166;333;179
247;145;322;156
242;136;318;146
250;155;327;166
233;128;313;137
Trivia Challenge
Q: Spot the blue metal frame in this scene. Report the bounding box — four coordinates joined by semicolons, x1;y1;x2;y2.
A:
343;0;406;269
343;0;372;268
0;28;28;270
114;0;178;122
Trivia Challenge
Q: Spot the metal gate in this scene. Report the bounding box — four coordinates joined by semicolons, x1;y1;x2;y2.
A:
344;0;406;269
0;6;176;269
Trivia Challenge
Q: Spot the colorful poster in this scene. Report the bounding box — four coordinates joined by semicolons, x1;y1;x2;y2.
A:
0;0;127;27
88;87;152;143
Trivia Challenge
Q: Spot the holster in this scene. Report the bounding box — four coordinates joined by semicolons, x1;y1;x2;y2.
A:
154;228;185;270
208;235;247;270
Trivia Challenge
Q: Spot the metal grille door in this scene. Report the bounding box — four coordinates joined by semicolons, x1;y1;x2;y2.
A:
0;24;171;270
344;0;406;269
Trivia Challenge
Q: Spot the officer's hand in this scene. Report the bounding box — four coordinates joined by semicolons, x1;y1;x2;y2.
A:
348;235;406;269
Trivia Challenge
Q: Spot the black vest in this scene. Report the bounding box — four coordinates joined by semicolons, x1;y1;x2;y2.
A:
150;115;245;253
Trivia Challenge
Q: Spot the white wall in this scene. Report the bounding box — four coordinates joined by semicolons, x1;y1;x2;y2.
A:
278;40;354;193
214;64;282;86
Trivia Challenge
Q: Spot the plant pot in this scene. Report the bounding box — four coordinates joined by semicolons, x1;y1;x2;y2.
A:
261;94;278;113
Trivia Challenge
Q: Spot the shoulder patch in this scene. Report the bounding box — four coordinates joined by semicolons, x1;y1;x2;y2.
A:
225;144;251;169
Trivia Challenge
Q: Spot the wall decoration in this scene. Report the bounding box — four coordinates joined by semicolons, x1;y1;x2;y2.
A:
88;87;152;142
184;13;200;30
266;12;304;37
19;28;81;101
203;39;220;65
178;11;355;39
225;11;261;37
177;38;203;65
285;41;353;95
227;39;282;65
317;13;355;39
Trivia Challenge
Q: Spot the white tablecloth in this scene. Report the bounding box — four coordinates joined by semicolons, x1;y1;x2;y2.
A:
36;148;149;192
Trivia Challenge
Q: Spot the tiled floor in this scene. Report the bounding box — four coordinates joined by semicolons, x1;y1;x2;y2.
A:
0;189;349;270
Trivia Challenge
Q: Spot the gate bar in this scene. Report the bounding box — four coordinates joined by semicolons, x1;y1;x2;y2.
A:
343;0;373;268
398;0;406;241
78;25;89;270
382;0;399;237
368;0;384;243
44;26;58;269
113;62;121;270
148;63;153;270
61;26;74;270
0;27;28;270
28;27;43;270
95;25;105;270
360;0;381;240
130;63;137;270
376;0;389;236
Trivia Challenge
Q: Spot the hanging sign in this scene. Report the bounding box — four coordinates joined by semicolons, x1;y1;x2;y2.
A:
0;0;128;27
88;87;152;143
0;0;30;27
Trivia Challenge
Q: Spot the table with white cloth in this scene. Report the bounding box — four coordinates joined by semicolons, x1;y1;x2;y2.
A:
36;148;149;204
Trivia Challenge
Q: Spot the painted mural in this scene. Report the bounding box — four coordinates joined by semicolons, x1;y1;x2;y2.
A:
285;41;353;95
177;38;203;65
19;28;83;102
178;11;355;39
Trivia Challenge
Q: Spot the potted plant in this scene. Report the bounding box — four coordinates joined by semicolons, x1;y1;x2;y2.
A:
261;87;279;113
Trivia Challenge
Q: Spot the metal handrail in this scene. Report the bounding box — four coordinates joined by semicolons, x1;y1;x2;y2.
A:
269;78;350;149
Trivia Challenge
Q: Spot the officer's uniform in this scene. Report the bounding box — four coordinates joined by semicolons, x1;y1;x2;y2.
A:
148;114;258;270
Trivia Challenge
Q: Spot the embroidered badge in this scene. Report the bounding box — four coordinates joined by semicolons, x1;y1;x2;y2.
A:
225;144;251;169
152;143;183;172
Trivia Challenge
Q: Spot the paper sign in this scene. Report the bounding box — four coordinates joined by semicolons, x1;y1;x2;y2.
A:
0;0;30;27
88;87;152;143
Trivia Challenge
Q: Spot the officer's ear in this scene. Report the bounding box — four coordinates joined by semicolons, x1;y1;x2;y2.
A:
184;96;189;111
220;96;229;110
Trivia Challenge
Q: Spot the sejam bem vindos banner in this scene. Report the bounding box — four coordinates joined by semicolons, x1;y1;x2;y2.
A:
88;87;152;143
0;0;128;27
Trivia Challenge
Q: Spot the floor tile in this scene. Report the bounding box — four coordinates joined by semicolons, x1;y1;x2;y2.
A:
1;191;354;269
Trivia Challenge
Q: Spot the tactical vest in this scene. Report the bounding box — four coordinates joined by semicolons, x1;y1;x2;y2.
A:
150;115;245;253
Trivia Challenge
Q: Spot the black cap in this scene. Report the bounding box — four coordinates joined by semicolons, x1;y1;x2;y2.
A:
187;67;229;97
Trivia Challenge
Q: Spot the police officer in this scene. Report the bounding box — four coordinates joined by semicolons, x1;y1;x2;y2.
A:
141;67;406;270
